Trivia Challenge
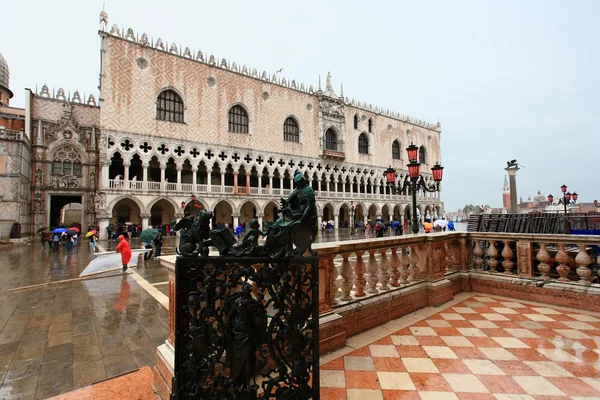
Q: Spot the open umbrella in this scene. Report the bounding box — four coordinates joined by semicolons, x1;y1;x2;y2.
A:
433;220;448;228
85;230;97;237
124;222;133;226
37;227;49;233
66;229;78;237
138;228;159;243
52;228;67;234
79;248;148;277
69;226;80;233
390;221;400;229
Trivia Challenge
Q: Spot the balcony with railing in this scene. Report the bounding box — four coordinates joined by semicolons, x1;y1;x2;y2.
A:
322;137;345;159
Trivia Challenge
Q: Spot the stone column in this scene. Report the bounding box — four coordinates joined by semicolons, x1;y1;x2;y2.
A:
192;168;197;188
233;172;238;193
141;215;149;231
142;164;149;184
246;173;250;194
505;165;520;213
221;172;225;190
233;215;239;229
279;177;284;191
268;176;273;194
257;214;263;229
123;163;130;189
160;165;166;191
334;214;339;230
98;218;109;240
100;161;110;189
317;215;322;229
176;167;182;191
206;170;212;192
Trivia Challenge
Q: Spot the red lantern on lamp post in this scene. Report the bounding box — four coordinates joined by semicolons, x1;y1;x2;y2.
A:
548;184;578;233
384;155;444;235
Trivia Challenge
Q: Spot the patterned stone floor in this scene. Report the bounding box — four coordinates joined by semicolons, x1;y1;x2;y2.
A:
320;293;600;400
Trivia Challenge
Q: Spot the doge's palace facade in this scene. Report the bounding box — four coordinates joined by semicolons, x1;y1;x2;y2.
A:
25;10;444;239
92;12;444;240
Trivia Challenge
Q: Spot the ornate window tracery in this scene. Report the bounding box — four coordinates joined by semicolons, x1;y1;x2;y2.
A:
156;90;184;123
228;105;249;133
283;117;300;142
52;145;83;175
325;129;338;151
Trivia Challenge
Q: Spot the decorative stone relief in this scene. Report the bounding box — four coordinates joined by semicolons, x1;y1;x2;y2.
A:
51;175;80;189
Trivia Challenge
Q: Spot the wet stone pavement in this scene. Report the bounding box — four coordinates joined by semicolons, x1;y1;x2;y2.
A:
0;241;169;399
0;228;412;399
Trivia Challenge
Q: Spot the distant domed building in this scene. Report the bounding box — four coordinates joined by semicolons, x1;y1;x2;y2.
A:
518;190;548;213
0;51;30;239
0;52;14;106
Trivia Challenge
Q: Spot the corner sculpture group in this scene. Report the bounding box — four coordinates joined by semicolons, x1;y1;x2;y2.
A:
171;170;319;400
175;170;318;259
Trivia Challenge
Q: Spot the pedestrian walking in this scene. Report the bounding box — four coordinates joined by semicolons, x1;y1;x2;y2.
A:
235;224;242;238
52;233;59;252
41;233;47;249
153;232;163;259
89;234;97;253
115;235;132;272
65;234;73;251
143;241;153;260
73;234;78;247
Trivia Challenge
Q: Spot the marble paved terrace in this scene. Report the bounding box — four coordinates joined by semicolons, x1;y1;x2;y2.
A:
320;292;600;400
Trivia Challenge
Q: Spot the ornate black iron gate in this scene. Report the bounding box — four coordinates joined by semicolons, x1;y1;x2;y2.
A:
171;255;319;399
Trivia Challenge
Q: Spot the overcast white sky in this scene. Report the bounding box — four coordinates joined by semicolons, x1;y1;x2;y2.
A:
3;0;599;211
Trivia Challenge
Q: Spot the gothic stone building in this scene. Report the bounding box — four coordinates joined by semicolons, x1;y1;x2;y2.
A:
24;11;444;240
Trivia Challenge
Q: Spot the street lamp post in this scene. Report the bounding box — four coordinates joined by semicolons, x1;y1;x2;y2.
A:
350;200;355;235
384;143;444;235
547;184;578;233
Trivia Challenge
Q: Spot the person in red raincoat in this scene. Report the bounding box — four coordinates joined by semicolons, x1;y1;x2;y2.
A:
115;235;132;272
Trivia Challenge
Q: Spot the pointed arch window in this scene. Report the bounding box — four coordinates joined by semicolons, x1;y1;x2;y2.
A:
325;128;338;151
283;117;300;142
358;133;369;154
392;140;401;160
353;114;359;129
228;105;249;133
368;118;373;133
156;89;184;123
52;145;83;175
419;146;427;164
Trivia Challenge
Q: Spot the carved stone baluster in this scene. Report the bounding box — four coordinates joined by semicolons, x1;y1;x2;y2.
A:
536;242;551;280
444;241;455;272
408;246;420;282
473;240;484;271
390;247;401;287
367;249;379;293
502;240;514;275
331;255;339;305
353;251;366;297
487;241;498;273
399;247;410;284
555;243;571;282
575;243;593;285
340;253;354;300
378;249;390;290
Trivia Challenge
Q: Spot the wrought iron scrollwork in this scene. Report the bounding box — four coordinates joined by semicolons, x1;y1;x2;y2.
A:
172;255;319;399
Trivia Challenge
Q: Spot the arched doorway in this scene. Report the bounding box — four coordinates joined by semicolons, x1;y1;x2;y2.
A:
368;204;377;222
339;205;349;228
393;205;401;221
239;201;257;226
111;198;142;225
150;199;176;227
184;199;205;218
322;203;334;223
49;195;83;228
214;200;233;228
354;204;365;227
263;201;279;228
382;205;390;222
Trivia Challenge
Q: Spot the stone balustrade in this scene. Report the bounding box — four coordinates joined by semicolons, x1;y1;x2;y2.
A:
153;231;600;399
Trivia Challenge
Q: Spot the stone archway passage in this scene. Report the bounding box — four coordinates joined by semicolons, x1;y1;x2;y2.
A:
111;197;142;225
239;201;257;226
214;201;233;228
49;195;82;227
150;199;176;227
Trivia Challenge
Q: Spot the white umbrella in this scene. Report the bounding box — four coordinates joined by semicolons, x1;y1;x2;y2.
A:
79;248;148;277
433;219;448;228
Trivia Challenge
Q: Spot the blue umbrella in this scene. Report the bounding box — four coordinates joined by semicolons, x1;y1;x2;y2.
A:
391;221;400;228
52;228;67;234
